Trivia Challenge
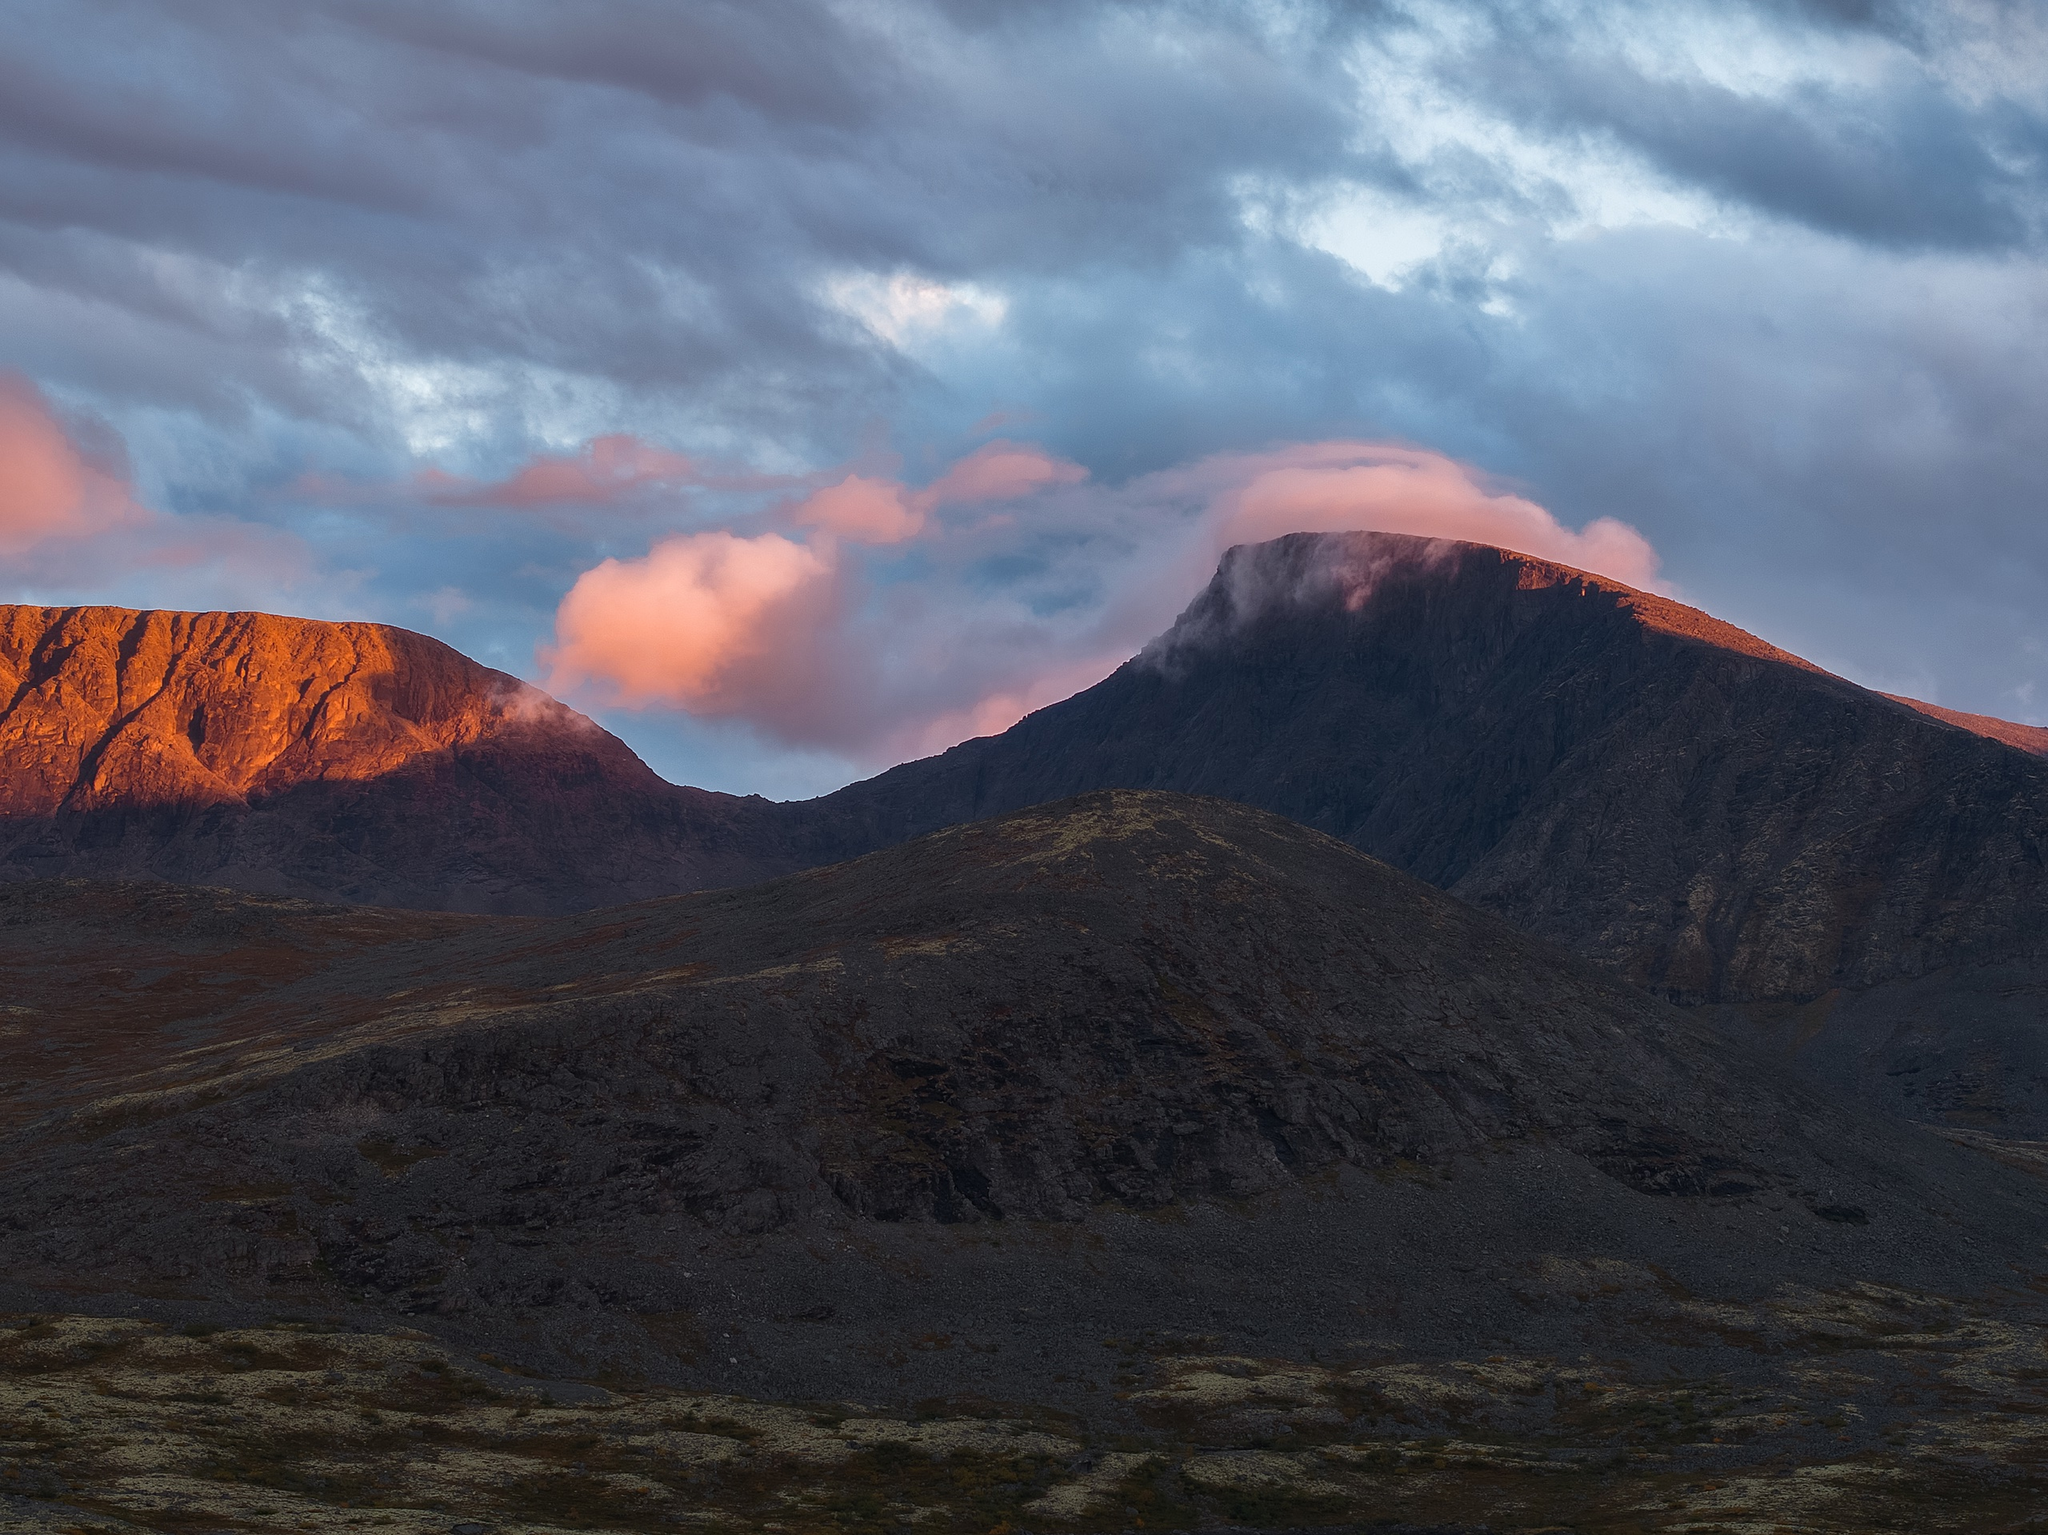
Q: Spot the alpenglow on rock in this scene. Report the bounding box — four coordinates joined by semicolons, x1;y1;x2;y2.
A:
0;604;793;911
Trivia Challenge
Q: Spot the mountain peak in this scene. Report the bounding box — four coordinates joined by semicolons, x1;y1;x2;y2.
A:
812;531;2048;1002
1151;530;1827;680
0;603;785;911
0;603;630;817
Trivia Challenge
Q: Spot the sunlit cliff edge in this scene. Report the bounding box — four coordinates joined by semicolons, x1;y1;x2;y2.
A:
0;606;616;815
0;604;791;912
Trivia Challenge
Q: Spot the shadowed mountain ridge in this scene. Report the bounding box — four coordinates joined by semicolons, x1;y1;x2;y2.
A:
801;534;2048;1003
4;536;2048;1001
1884;691;2048;757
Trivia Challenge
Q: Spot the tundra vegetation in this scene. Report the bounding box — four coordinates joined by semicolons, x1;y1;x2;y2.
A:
6;1284;2048;1535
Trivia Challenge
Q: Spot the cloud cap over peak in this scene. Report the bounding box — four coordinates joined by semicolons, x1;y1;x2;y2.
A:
529;436;1659;761
1199;442;1663;591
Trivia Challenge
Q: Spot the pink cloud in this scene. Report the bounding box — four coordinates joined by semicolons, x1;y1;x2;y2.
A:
794;475;924;543
786;445;1087;546
538;435;1662;768
541;530;840;726
966;408;1035;436
1204;442;1663;590
538;439;1098;749
0;374;148;554
286;434;713;513
920;440;1087;506
425;434;699;506
0;374;311;605
0;373;309;600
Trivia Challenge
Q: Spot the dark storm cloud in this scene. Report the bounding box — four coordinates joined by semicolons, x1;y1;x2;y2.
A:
1461;34;2042;249
352;0;879;123
0;0;1365;443
0;0;2045;792
1760;0;1899;28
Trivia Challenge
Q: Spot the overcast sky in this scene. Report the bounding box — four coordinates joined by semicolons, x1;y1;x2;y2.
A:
2;0;2044;796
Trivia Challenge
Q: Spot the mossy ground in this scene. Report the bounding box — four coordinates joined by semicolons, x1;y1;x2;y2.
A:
5;1284;2048;1534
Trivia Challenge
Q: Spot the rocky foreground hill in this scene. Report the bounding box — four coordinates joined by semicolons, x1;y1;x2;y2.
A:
5;794;2048;1530
6;535;2047;1009
19;792;1982;1320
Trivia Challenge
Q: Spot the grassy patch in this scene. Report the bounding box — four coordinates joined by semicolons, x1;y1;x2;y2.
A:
355;1138;447;1176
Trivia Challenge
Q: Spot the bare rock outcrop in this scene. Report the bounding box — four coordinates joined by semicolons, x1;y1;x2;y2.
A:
0;605;794;910
0;605;543;814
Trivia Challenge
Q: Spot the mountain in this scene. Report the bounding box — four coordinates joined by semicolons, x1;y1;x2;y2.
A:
0;604;794;911
805;533;2048;1005
1885;691;2048;757
12;572;2048;1528
7;537;2048;1009
5;793;2041;1410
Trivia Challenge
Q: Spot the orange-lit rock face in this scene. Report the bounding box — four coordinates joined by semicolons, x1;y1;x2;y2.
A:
0;606;564;815
0;605;791;914
1883;693;2048;759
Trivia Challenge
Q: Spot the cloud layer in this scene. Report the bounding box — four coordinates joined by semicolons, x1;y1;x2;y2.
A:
0;0;2043;792
1204;444;1663;590
0;375;144;554
547;531;838;724
0;372;303;601
534;435;1659;757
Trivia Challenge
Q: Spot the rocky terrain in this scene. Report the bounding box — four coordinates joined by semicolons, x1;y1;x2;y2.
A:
4;793;2048;1531
9;1296;2048;1534
8;554;2048;1532
9;537;2048;1011
1887;693;2048;758
0;604;794;912
807;533;2048;1006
